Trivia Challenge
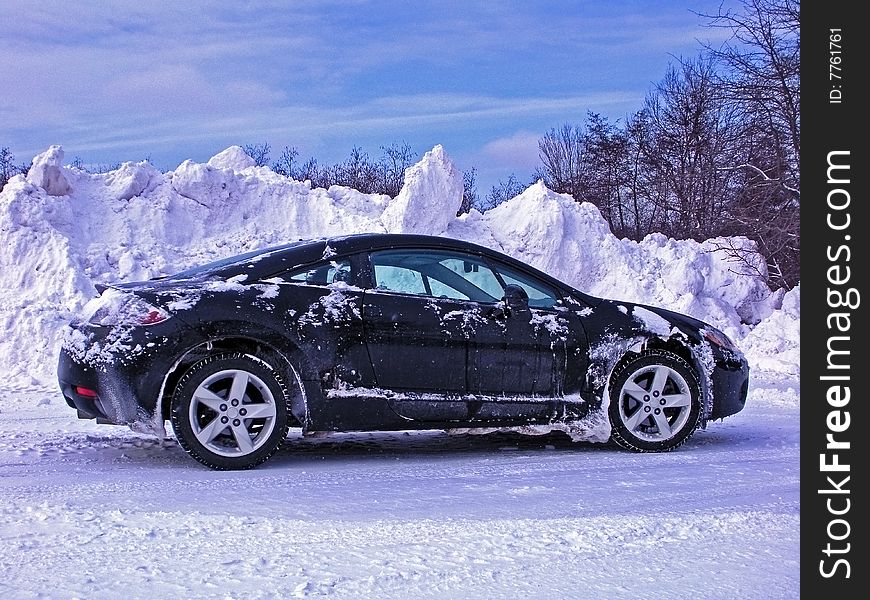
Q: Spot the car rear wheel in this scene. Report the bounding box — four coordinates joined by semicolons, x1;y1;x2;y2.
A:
170;352;290;470
608;350;701;452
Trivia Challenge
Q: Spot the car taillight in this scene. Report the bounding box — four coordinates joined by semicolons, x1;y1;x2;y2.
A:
84;289;171;327
139;309;169;325
74;386;98;398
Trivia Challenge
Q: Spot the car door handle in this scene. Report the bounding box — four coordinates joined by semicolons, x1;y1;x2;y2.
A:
488;305;512;320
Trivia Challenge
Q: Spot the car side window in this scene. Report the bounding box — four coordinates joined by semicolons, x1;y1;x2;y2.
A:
369;250;501;303
436;257;503;300
373;264;427;295
492;264;560;309
286;259;352;286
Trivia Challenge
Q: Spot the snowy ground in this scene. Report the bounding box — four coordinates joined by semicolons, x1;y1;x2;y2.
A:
0;369;799;600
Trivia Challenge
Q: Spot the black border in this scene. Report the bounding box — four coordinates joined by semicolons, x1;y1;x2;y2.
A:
803;2;865;594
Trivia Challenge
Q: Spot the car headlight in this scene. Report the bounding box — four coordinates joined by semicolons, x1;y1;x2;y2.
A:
83;289;171;327
702;327;738;351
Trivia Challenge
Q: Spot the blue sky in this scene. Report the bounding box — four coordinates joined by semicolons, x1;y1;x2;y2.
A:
1;1;730;195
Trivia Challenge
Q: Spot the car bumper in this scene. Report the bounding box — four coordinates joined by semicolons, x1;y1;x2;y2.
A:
709;351;750;420
57;321;199;429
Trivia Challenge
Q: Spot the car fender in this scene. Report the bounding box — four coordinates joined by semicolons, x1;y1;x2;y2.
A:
154;320;320;431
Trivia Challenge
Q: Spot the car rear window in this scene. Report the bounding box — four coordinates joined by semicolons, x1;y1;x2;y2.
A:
166;241;317;280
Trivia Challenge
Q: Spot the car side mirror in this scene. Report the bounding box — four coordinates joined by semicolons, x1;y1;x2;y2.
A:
502;284;529;312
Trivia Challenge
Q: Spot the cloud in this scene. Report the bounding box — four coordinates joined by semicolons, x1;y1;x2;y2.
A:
5;89;644;170
1;1;719;176
104;65;286;114
479;131;542;171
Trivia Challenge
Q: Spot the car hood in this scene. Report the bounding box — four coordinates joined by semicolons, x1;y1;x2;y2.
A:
595;298;714;342
630;302;711;333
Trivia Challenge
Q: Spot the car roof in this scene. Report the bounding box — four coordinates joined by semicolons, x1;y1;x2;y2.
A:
325;232;496;256
324;233;591;299
168;233;487;279
159;233;597;305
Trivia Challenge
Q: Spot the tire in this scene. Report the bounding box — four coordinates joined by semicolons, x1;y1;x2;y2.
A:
170;352;291;470
608;350;702;452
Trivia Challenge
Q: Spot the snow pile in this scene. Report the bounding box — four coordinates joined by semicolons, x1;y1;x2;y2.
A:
381;144;463;234
0;144;798;386
104;161;162;201
739;285;800;376
206;145;257;171
0;175;97;385
25;144;72;196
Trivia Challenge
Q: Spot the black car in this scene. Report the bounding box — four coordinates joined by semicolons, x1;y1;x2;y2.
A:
58;233;749;470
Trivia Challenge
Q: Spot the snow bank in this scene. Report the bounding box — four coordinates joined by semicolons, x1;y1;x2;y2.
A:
206;145;257;171
740;285;800;376
26;145;73;196
0;144;799;386
381;144;463;234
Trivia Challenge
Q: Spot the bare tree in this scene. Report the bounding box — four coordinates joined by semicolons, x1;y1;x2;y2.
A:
296;157;321;185
583;113;630;236
644;57;738;239
621;110;664;239
378;142;416;197
1;147;20;189
698;0;800;195
715;126;800;289
537;123;592;202
697;0;800;289
272;145;299;178
458;167;478;215
483;174;525;211
328;147;379;193
243;142;271;167
527;1;799;289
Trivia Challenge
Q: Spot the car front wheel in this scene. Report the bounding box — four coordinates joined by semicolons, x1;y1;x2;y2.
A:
608;350;702;452
171;352;290;470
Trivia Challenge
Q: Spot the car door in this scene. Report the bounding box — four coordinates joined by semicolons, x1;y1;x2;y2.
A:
361;250;473;421
463;258;569;422
362;249;567;424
